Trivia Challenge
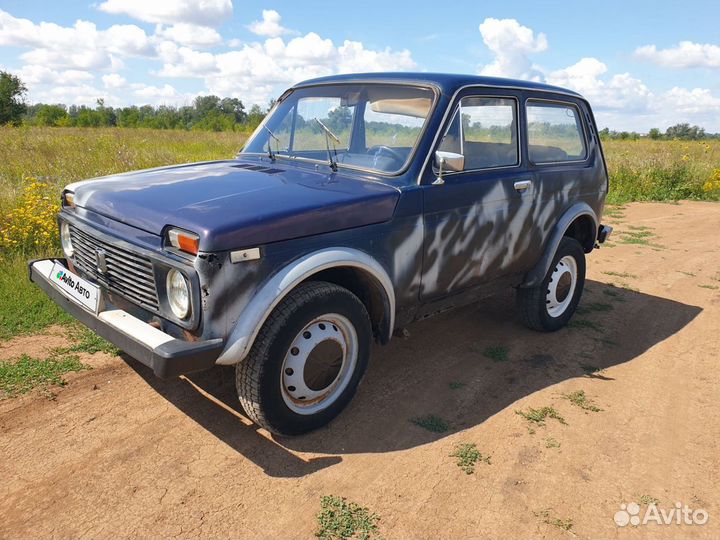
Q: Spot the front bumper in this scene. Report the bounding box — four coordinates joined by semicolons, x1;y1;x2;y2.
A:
29;258;224;378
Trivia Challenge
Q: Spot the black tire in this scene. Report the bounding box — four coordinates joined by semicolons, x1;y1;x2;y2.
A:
236;281;372;436
517;237;586;332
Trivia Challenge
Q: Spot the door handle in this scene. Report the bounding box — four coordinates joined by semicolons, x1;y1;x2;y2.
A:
514;180;532;192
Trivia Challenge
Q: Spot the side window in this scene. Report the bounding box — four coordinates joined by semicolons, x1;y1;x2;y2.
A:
437;96;519;171
526;101;586;163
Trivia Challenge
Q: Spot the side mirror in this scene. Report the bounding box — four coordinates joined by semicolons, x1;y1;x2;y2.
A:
433;151;464;185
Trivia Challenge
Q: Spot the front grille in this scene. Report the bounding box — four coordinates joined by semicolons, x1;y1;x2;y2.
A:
69;225;160;311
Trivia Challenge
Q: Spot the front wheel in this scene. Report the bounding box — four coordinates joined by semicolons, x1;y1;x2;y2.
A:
236;281;372;436
517;237;586;332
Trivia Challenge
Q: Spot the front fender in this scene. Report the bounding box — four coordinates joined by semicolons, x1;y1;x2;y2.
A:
520;202;598;288
216;247;395;365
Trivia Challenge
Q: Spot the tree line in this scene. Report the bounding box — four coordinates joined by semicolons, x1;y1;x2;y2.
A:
599;124;718;141
0;70;269;132
2;71;719;137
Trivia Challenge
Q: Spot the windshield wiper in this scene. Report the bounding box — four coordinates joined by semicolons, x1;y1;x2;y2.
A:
263;125;280;161
314;118;340;172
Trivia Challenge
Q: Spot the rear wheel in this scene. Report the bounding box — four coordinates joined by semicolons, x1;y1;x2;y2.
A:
517;237;586;332
236;281;371;436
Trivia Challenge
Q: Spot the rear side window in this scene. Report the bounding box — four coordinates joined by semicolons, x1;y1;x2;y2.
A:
437;96;519;171
526;101;586;163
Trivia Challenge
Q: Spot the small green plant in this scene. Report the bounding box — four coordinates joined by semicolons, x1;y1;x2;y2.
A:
450;443;491;474
698;284;719;290
602;270;638;279
545;437;561;449
638;494;660;506
52;325;120;356
516;406;566;426
535;509;573;531
483;345;508;362
0;353;87;398
602;288;624;301
563;390;603;412
677;270;696;277
579;363;601;374
449;381;464;390
315;496;381;540
411;414;449;433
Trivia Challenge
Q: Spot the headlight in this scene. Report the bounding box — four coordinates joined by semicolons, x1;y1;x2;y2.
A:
166;269;190;319
60;222;74;257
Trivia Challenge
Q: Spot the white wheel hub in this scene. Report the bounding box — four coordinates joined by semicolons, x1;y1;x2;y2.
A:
280;314;358;415
546;255;578;318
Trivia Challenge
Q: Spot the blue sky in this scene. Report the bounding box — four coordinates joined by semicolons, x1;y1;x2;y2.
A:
1;0;719;131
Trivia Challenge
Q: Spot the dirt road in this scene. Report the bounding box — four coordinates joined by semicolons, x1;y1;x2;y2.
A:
1;201;719;539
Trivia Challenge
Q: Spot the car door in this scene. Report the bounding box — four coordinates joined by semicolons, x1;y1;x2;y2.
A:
420;89;535;301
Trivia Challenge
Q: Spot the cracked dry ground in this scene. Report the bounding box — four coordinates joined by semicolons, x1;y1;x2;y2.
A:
1;201;719;539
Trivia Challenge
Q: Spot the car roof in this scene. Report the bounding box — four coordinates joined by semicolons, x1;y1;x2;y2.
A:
292;72;584;100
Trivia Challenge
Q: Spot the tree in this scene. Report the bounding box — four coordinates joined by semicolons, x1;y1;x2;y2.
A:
648;128;662;140
35;104;68;126
0;71;27;125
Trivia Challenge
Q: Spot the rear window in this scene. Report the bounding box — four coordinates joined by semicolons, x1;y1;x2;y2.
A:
526;101;586;163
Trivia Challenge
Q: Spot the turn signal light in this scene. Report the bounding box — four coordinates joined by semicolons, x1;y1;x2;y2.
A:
167;228;199;255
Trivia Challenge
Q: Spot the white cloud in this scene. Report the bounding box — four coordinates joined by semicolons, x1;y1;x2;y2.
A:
478;18;547;80
635;41;720;69
0;10;152;71
546;58;651;112
248;10;292;37
474;17;720;131
97;0;232;27
130;83;191;105
16;65;94;86
102;73;127;89
160;31;417;104
155;23;222;48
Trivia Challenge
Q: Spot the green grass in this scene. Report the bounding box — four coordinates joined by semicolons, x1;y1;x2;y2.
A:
602;139;720;204
545;437;561;449
449;443;491;474
483;345;509;362
563;390;603;412
52;325;120;356
315;496;381;540
535;509;574;532
677;270;696;277
638;494;660;506
698;284;719;290
0;353;87;398
516;406;567;426
411;414;450;433
602;270;638;279
0;254;73;340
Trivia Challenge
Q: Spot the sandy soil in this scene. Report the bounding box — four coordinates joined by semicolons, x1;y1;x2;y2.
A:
1;201;719;539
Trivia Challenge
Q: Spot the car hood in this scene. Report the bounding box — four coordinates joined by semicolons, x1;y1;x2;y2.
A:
68;160;400;252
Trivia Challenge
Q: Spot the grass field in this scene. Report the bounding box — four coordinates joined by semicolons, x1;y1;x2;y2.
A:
0;127;719;343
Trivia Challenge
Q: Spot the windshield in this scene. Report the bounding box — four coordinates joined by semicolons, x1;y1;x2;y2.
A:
241;83;436;174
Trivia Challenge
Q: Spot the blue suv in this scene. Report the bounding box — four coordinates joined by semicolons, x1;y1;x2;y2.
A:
30;73;612;435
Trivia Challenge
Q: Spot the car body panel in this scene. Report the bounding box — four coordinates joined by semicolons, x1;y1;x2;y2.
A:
68;160;401;251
